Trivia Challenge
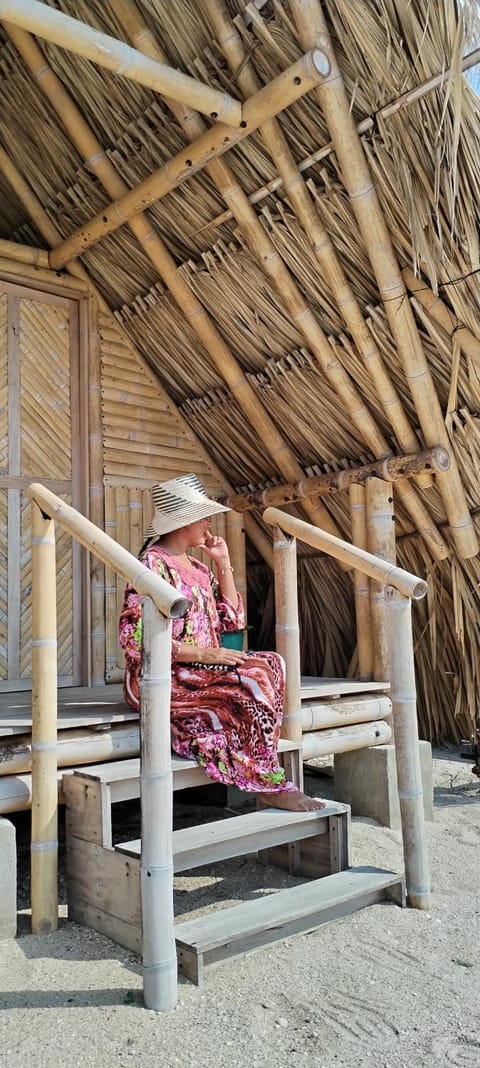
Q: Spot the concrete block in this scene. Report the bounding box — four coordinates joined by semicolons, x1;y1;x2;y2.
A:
334;741;433;829
0;817;16;939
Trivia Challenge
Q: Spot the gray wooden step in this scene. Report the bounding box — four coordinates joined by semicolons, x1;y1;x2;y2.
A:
175;866;405;984
300;677;389;700
115;801;349;872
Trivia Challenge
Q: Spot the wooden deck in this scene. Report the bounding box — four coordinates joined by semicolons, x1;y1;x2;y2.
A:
0;678;388;737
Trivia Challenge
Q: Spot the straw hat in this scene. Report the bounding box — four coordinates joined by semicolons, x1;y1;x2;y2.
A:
144;473;229;537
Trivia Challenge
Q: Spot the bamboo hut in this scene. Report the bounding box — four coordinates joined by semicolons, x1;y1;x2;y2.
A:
0;0;479;749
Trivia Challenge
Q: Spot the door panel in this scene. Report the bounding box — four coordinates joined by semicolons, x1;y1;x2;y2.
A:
0;282;84;690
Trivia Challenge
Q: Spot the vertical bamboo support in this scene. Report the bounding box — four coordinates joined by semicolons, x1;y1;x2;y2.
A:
273;525;302;743
225;510;247;631
349;484;373;680
129;488;144;558
386;587;431;909
140;596;177;1011
104;486;118;680
366;478;395;682
31;502;58;933
88;293;105;685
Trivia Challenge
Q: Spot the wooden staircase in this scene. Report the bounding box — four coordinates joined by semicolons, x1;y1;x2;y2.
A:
63;737;404;985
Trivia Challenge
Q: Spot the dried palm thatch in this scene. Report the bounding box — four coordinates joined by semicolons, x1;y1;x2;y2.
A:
0;0;479;741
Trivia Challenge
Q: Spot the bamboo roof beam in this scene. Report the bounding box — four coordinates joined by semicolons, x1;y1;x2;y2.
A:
221;448;451;511
402;268;480;364
7;23;339;544
47;47;330;268
290;0;478;561
0;140;272;568
111;0;448;562
0;238;49;267
203;1;451;561
194;44;480;234
0;0;242;127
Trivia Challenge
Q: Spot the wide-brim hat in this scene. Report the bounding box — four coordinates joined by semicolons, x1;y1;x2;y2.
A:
144;473;230;537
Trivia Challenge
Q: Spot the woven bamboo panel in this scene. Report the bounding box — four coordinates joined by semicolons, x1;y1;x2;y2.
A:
100;314;220;495
0;489;6;680
20;491;74;679
20;299;72;480
0;293;7;475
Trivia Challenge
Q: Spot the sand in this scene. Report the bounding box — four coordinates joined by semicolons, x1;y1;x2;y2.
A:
0;750;479;1068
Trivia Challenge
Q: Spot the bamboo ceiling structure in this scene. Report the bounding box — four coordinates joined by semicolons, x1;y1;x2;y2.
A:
0;0;479;744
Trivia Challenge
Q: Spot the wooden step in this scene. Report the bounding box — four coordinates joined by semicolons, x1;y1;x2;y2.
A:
115;801;349;872
175;866;405;984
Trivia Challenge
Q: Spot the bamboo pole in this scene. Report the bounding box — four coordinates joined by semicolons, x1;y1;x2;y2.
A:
0;138;275;573
366;477;396;682
386;587;432;909
0;0;242;126
222;447;451;511
273;525;302;743
225;510;247;631
0;723;140;777
26;484;189;619
302;719;392;760
349;484;373;681
8;26;339;543
204;0;432;494
196;44;480;233
47;48;330;268
88;294;105;685
264;507;427;601
403;268;480;362
290;0;478;561
300;694;391;732
0;238;49;267
0;256;87;293
30;501;58;934
140;596;177;1011
110;1;445;558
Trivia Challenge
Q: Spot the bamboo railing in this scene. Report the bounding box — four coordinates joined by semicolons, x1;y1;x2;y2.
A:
27;483;188;1013
263;505;431;911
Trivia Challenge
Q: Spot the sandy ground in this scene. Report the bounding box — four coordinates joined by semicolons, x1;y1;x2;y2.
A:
0;750;479;1068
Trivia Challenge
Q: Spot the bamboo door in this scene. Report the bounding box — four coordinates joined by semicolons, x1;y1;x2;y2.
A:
0;282;85;690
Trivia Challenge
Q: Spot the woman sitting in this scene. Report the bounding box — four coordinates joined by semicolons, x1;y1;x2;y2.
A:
119;473;323;812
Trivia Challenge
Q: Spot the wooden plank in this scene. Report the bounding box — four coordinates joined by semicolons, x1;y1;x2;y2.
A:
175;867;405;982
116;804;346;871
66;836;141;927
63;775;112;847
300;677;389;698
69;899;141;954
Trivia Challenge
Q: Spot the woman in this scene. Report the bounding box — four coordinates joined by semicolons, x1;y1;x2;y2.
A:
119;473;323;812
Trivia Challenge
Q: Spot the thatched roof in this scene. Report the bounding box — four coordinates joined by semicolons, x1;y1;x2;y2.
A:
0;0;479;742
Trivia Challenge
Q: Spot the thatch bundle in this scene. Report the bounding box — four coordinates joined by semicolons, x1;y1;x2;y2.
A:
0;0;479;742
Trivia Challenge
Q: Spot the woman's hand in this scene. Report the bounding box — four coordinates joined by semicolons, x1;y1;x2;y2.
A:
202;531;231;569
176;644;247;666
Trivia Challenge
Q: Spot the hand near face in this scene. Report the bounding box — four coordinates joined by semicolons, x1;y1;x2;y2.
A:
202;530;230;566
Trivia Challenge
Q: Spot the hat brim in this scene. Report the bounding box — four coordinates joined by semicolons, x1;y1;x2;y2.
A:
144;498;229;537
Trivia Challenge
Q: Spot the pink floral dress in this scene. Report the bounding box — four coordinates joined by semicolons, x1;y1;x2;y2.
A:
118;545;296;793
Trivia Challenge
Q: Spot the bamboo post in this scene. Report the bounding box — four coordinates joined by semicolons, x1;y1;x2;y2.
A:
0;147;275;584
30;501;58;934
204;0;433;499
0;0;242;126
47;49;330;267
88;294;105;686
140;596;177;1011
104;486;118;681
366;478;396;682
349;484;373;681
386;587;432;909
290;0;478;561
7;25;339;543
272;525;302;744
225;510;247;632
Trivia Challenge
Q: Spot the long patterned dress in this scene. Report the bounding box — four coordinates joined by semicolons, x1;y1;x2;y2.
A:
118;545;296;794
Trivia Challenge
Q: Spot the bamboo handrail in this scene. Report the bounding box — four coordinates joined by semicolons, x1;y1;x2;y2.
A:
194;45;480;234
48;48;330;268
221;447;451;511
290;0;478;561
263;507;427;601
0;0;242;126
26;484;189;619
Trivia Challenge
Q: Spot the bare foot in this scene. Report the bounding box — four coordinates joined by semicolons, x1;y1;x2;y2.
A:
258;790;326;812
